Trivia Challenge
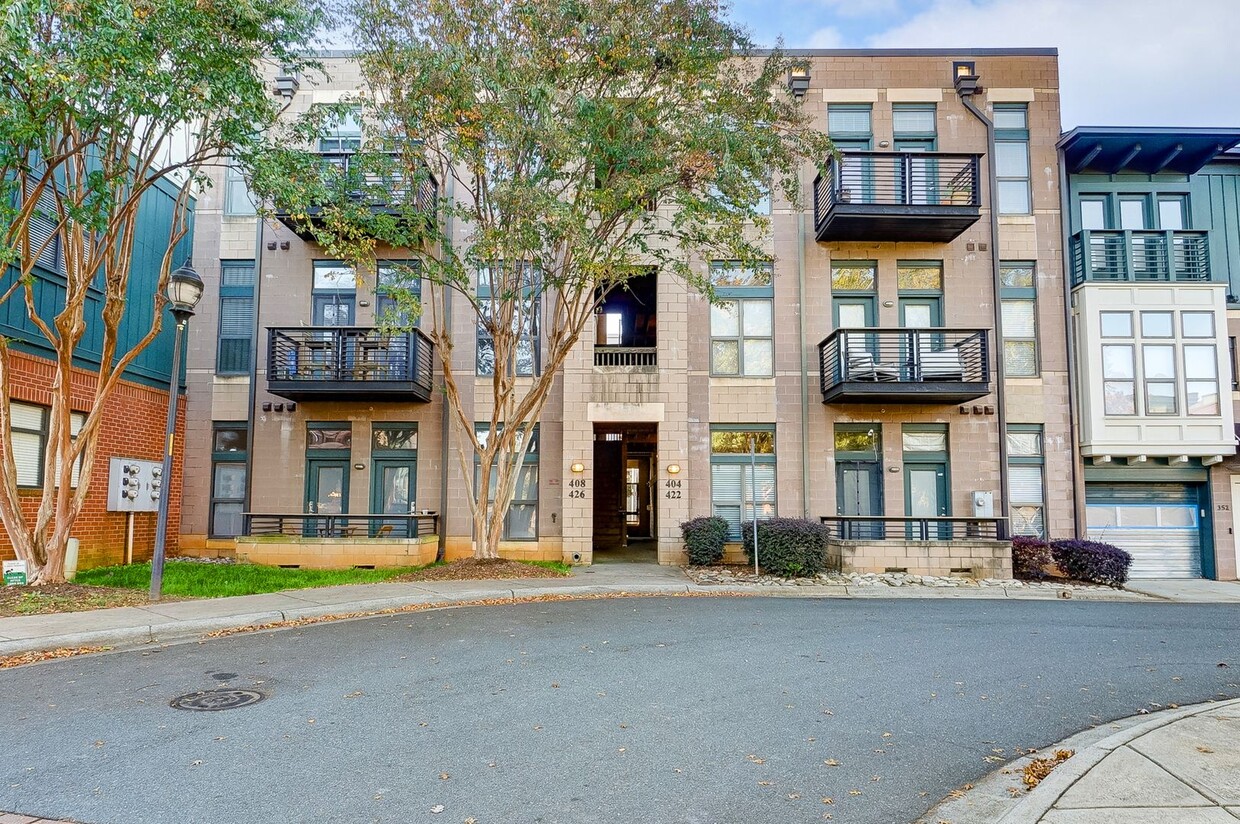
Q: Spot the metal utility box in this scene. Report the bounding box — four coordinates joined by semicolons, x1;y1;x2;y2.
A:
107;458;164;513
971;490;995;518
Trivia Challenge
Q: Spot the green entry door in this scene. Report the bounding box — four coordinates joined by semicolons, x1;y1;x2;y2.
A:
905;463;949;539
305;458;350;536
371;458;415;538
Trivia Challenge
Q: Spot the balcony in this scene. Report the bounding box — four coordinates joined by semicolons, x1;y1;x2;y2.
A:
813;151;981;243
267;326;435;402
594;346;657;368
273;151;438;241
818;328;990;404
1070;230;1211;286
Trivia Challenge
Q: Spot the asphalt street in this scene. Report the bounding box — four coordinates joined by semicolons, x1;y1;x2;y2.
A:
1;597;1238;824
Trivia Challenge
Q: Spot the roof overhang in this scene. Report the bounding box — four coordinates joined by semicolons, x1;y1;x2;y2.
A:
1059;127;1240;175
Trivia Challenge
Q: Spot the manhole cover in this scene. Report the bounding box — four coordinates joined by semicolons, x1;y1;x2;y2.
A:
170;688;266;712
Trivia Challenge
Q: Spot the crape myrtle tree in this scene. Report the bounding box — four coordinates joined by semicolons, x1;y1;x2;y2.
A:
252;0;832;561
0;0;320;583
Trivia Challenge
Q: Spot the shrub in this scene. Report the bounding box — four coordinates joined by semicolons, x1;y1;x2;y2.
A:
741;518;830;578
1050;539;1133;587
680;516;729;566
1012;536;1053;581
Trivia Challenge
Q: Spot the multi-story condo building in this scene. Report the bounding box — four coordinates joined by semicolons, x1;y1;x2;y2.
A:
1061;128;1240;579
179;48;1072;580
0;179;194;569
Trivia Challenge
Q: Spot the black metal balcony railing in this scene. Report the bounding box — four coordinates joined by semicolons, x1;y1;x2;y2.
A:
813;151;982;242
274;151;438;240
267;326;435;402
820;515;1009;541
243;512;440;540
1070;230;1211;285
818;328;990;404
594;345;657;367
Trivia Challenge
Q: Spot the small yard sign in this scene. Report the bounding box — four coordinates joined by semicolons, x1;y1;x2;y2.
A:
3;560;28;586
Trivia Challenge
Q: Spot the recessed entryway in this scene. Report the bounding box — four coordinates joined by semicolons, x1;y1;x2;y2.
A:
592;423;658;563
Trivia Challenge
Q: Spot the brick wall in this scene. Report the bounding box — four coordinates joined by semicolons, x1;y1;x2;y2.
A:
0;349;184;570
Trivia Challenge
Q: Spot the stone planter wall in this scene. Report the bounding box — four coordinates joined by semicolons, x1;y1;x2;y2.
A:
827;538;1012;579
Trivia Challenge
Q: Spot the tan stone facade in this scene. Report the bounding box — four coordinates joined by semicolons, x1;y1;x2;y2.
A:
178;49;1068;577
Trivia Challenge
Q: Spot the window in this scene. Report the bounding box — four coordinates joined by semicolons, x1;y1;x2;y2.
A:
827;105;873;147
709;261;773;377
1007;425;1045;538
994;104;1030;215
892;104;937;151
223;165;257;216
210;423;248;538
372;424;418;525
477;262;540;376
832;262;877;329
1098;309;1221;417
317;108;362;153
377;261;421;327
1000;262;1038;376
312;261;358;327
710;427;776;539
474;424;539;540
216;260;255;375
11;402;86;488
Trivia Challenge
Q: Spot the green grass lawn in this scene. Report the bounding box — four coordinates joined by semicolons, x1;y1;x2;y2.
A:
75;561;412;599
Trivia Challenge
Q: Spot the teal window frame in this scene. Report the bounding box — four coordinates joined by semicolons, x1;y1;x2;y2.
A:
210;421;248;538
709;261;775;377
892;103;938;150
473;423;540;541
709;425;776;539
994;104;1031;215
1000;261;1039;377
827;104;873;150
216;260;255;375
1006;424;1045;538
376;260;421;328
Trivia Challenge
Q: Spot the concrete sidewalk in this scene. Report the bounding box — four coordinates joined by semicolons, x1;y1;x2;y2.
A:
0;562;1197;659
925;698;1240;823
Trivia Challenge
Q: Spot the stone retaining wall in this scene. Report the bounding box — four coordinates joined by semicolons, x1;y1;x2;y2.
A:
234;535;438;569
827;538;1012;579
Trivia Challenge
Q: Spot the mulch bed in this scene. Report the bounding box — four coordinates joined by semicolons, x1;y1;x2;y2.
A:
393;558;570;582
0;583;158;618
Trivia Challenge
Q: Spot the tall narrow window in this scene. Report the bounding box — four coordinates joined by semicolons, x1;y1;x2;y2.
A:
709;261;774;377
474;424;539;540
477;262;540;376
376;260;421;328
994;104;1031;215
1000;262;1038;376
709;427;776;539
210;423;248;538
317;108;362;153
217;260;255;375
1007;425;1045;538
223;165;257;216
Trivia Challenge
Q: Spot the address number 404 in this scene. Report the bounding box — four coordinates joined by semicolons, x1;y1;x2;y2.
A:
665;479;682;499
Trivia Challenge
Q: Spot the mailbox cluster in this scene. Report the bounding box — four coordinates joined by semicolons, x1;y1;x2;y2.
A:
106;457;164;513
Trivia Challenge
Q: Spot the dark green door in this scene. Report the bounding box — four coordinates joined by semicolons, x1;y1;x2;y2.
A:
905;463;949;539
899;298;943;380
837;462;884;539
305;458;349;536
371;458;415;537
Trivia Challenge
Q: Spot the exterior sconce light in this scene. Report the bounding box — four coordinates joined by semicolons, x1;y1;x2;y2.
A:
952;61;979;96
274;68;301;100
570;462;586;473
667;463;682;475
787;65;811;100
354;463;366;470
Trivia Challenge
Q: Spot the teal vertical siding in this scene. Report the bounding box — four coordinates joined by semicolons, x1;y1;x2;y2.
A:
1;177;195;388
1198;161;1240;297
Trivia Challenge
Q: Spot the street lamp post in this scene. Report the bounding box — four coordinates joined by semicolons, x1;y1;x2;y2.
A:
150;260;204;602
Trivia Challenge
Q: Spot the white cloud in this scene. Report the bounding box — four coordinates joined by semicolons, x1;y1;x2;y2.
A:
859;0;1240;128
807;26;848;49
813;0;902;18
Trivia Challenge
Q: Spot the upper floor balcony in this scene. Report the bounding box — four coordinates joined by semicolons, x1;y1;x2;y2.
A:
267;326;435;402
273;151;438;242
813;151;982;243
818;327;990;404
1070;230;1211;286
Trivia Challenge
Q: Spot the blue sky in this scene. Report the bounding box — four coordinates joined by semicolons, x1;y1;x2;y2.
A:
726;0;1240;130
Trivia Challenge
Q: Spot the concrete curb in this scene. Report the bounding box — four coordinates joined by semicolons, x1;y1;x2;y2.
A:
918;697;1240;824
0;578;1153;660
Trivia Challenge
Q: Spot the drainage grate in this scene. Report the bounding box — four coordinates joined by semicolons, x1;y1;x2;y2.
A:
170;688;267;712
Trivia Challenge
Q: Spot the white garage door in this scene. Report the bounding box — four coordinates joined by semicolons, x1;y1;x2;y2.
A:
1085;484;1202;579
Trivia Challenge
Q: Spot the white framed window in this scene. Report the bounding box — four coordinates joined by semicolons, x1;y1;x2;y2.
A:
11;402;86;488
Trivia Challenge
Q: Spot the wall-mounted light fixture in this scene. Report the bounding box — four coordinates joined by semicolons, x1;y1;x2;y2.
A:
667;463;682;475
952;61;979;96
354;462;366;471
570;462;586;473
274;68;301;100
878;140;891;149
787;65;811;100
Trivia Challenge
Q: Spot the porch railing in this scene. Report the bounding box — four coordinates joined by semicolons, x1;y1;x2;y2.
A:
594;345;657;367
1070;230;1211;285
267;326;434;392
243;512;440;539
820;515;1009;541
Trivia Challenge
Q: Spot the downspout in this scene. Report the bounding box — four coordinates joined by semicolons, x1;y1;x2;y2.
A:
957;86;1011;532
1057;146;1085;536
797;209;810;517
436;172;454;562
242;218;265;524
